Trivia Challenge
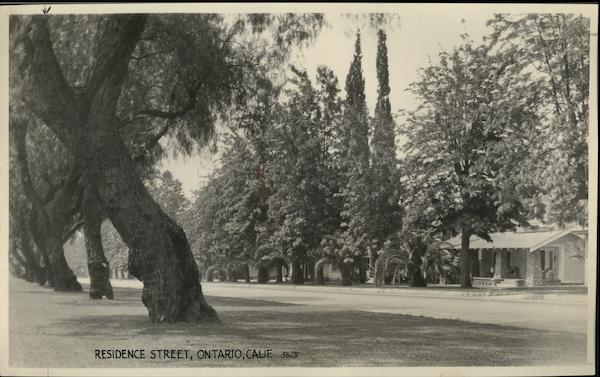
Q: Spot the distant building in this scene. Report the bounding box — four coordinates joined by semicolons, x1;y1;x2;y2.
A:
447;229;588;287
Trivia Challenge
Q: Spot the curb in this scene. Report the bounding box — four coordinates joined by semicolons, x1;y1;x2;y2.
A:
78;278;587;304
201;281;588;302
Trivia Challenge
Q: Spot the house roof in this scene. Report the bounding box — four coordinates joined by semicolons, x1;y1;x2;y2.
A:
447;229;585;252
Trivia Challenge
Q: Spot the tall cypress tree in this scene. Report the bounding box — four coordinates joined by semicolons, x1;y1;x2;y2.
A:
370;30;402;265
340;31;371;283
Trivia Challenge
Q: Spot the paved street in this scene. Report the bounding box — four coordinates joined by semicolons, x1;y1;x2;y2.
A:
89;279;589;335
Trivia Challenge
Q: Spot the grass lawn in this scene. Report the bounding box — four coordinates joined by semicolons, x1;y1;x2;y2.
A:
9;279;587;368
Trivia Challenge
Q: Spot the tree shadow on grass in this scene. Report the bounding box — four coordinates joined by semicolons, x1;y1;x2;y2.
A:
13;282;586;367
56;286;298;308
47;305;587;366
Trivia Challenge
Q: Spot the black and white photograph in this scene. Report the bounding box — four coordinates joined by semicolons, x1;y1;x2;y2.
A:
0;3;597;376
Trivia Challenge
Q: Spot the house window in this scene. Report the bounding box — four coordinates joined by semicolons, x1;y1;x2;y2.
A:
331;263;338;272
548;250;553;270
507;252;511;267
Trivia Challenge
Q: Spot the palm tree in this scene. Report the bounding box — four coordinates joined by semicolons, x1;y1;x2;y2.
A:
315;233;361;286
205;262;227;282
225;257;251;283
374;230;454;287
253;232;289;283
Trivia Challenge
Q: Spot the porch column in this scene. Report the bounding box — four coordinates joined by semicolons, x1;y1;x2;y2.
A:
525;249;543;286
493;249;505;279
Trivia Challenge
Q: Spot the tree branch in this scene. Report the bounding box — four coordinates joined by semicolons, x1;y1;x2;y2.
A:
13;119;45;210
132;123;173;163
129;80;201;162
53;163;82;210
135;82;199;120
85;14;148;100
62;218;85;244
21;16;80;151
533;17;563;115
41;172;61;204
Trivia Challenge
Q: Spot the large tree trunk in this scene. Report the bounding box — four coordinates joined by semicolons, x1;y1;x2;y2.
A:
18;227;47;286
83;185;113;299
13;121;80;291
9;238;31;281
29;214;53;287
243;264;251;283
316;265;325;284
409;251;427;287
22;15;219;323
358;257;367;284
45;231;82;291
275;262;283;283
90;152;218;322
86;17;218;323
290;261;304;285
368;246;377;275
340;264;352;286
383;273;393;285
459;229;472;288
12;212;47;285
205;267;214;282
257;266;269;284
22;15;217;323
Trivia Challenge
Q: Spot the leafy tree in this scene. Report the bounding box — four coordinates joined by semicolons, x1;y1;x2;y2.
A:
186;171;229;278
315;233;362;286
10;118;82;291
11;13;324;322
101;221;128;277
146;170;191;225
402;38;536;288
266;67;337;284
190;66;345;286
487;14;590;226
370;30;402;264
253;231;289;284
373;230;454;287
338;31;372;283
185;136;263;281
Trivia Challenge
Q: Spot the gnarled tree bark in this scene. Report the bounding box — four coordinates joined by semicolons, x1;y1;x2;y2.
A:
82;184;113;299
22;15;218;323
13;120;81;291
28;210;53;287
17;225;48;286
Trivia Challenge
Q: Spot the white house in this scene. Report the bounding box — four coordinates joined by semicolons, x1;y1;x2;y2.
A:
447;229;588;288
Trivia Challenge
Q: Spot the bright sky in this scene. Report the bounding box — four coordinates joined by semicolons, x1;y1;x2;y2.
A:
160;11;496;197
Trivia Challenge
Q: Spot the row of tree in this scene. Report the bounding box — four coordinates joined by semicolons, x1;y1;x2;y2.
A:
182;30;402;286
9;13;332;323
8;13;589;325
183;14;590;289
